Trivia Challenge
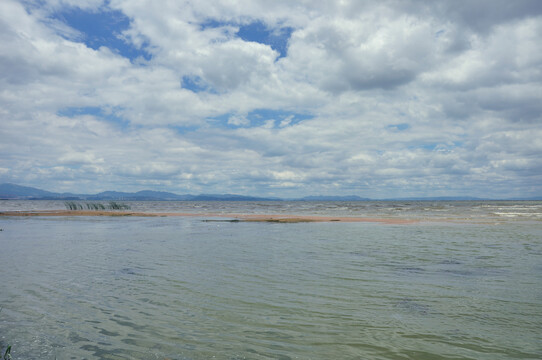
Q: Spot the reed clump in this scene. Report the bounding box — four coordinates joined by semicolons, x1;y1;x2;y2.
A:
64;201;83;210
108;201;131;210
64;202;131;211
86;203;105;210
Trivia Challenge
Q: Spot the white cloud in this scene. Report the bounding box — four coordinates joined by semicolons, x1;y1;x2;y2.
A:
0;0;541;197
227;114;249;126
58;151;104;165
284;13;438;92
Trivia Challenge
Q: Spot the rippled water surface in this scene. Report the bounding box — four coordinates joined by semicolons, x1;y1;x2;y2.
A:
1;201;541;359
2;199;542;222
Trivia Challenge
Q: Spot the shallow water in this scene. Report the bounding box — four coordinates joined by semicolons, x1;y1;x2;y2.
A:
2;199;542;223
1;202;541;359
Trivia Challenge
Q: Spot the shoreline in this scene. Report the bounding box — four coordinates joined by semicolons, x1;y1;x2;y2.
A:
0;210;418;224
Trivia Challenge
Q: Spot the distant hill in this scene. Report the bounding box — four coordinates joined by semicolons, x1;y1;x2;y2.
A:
0;183;277;201
299;195;371;201
191;194;282;201
0;183;81;199
1;183;540;201
87;190;191;201
384;196;486;201
516;196;542;201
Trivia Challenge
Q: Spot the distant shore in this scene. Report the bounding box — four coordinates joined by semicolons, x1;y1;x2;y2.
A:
0;210;417;224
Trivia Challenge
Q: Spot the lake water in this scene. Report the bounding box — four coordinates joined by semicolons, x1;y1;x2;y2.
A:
1;201;541;359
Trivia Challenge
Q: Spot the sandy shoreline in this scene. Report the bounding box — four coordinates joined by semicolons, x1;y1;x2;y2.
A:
0;210;417;224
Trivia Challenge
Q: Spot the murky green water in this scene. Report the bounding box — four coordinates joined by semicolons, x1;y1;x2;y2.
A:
1;204;541;359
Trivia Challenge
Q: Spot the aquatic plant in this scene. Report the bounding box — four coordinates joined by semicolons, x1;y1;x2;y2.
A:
3;345;11;360
108;201;130;210
64;202;131;211
85;203;105;210
0;309;11;360
64;201;83;210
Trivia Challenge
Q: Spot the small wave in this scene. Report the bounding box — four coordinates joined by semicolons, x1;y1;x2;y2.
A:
493;212;542;218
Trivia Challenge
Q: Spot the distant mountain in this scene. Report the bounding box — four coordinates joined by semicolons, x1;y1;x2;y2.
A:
87;190;191;201
190;194;281;201
299;195;371;201
514;196;542;201
1;183;540;201
0;183;53;198
0;183;81;199
134;190;192;200
0;183;276;201
384;196;486;201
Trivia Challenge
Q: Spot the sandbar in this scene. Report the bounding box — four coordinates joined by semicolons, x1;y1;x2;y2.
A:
0;210;417;224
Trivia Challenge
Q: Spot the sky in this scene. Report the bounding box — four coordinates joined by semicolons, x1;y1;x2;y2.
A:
1;0;541;198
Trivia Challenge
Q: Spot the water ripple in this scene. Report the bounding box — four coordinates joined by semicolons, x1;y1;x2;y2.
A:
1;212;541;359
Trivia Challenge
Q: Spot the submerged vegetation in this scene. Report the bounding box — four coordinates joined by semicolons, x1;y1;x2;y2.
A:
3;345;11;360
64;201;131;211
0;308;11;360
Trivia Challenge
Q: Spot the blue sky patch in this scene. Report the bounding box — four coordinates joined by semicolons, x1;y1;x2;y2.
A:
387;123;410;131
208;113;237;129
409;141;464;151
418;143;438;150
201;20;293;58
52;7;151;61
181;75;216;93
168;124;200;135
248;109;312;125
237;22;293;58
209;109;313;128
58;106;130;129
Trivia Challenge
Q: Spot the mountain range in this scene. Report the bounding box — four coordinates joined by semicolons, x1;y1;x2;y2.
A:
0;183;278;201
0;183;374;201
1;183;540;201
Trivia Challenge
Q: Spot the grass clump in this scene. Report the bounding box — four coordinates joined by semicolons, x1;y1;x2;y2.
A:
64;202;131;211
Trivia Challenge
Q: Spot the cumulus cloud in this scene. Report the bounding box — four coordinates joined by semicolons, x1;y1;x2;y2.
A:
284;13;437;92
0;0;541;197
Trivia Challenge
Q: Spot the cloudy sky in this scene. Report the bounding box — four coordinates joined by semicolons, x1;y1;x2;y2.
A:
1;0;541;198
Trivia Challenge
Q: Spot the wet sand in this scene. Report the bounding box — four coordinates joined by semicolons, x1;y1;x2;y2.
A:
0;210;417;224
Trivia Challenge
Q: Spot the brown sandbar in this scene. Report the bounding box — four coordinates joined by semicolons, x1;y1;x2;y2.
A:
0;210;417;224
